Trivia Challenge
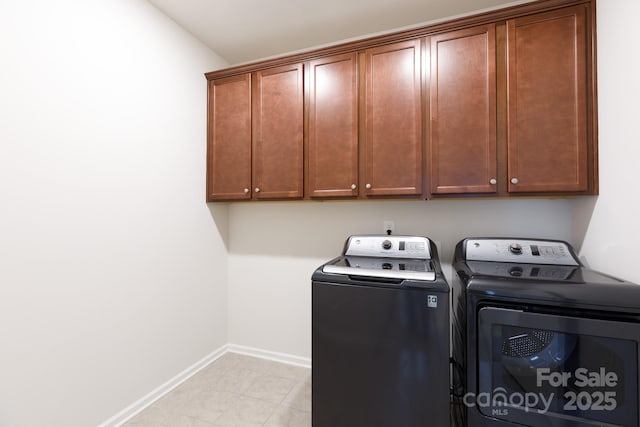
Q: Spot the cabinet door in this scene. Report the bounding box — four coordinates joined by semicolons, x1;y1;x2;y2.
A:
253;64;304;199
308;53;358;198
507;6;588;193
429;25;497;195
364;40;423;197
207;74;252;201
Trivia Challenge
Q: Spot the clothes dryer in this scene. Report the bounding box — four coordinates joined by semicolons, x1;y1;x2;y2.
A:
452;237;640;427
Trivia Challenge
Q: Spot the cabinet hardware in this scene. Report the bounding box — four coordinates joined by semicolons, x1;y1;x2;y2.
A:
510;178;519;185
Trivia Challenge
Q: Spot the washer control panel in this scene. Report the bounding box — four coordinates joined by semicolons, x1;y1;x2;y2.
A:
465;238;579;266
344;235;432;259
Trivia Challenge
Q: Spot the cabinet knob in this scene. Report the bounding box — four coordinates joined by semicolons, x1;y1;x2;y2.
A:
489;178;497;185
365;183;372;189
510;178;519;185
243;188;250;194
351;184;357;190
254;187;261;193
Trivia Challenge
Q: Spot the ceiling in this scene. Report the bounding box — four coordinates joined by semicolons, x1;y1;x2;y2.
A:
147;0;528;65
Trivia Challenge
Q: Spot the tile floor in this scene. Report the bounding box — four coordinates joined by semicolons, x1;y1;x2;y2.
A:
124;352;311;427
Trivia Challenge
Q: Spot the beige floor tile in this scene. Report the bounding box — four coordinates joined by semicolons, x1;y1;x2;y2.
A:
212;395;277;426
125;405;215;427
281;376;311;413
243;374;297;404
165;415;216;427
264;405;311;427
178;367;226;394
213;352;254;370
124;353;312;427
180;389;237;423
212;366;262;394
123;405;168;426
238;356;310;381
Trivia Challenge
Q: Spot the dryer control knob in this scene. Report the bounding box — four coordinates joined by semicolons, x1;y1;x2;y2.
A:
382;240;392;250
509;243;523;255
509;266;524;276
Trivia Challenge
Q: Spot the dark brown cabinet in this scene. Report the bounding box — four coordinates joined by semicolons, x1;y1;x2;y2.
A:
428;3;595;197
307;53;359;198
506;5;591;193
206;0;597;202
363;40;424;197
206;74;252;201
206;65;304;202
253;64;304;199
308;43;423;200
429;25;497;195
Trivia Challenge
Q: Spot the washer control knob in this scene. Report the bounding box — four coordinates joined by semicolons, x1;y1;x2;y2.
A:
382;240;392;250
509;243;523;255
509;266;524;277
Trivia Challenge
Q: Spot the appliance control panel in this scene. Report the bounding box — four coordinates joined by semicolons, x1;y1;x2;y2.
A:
465;238;579;266
466;261;577;280
344;235;432;259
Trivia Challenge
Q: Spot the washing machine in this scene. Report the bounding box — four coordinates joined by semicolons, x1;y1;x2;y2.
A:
312;235;450;427
452;237;640;427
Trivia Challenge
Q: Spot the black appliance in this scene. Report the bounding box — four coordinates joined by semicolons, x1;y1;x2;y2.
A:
452;237;640;427
312;235;450;427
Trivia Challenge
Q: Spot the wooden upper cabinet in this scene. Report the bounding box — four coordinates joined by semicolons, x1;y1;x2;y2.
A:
204;0;596;202
307;53;359;198
253;64;304;199
507;5;589;193
207;74;252;201
363;40;423;197
429;25;497;195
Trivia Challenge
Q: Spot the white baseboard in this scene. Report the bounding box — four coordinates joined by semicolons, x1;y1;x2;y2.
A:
98;344;229;427
227;343;311;369
98;344;310;427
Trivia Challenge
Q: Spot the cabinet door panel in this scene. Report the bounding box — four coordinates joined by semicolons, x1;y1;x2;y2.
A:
253;64;304;199
429;25;497;195
507;6;588;193
207;74;252;201
308;53;359;198
364;40;423;196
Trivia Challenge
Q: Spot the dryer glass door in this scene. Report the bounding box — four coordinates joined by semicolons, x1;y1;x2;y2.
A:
476;307;638;426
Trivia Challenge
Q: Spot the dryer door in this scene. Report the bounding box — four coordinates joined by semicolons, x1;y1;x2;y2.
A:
475;307;639;427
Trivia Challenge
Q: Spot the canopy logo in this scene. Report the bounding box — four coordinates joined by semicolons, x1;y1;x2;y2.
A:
463;367;620;415
462;387;553;415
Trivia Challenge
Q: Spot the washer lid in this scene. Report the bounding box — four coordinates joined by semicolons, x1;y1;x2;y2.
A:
322;256;436;281
465;238;579;266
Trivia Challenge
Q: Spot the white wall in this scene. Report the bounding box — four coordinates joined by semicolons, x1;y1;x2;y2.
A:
228;199;573;358
0;1;228;426
573;0;640;283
